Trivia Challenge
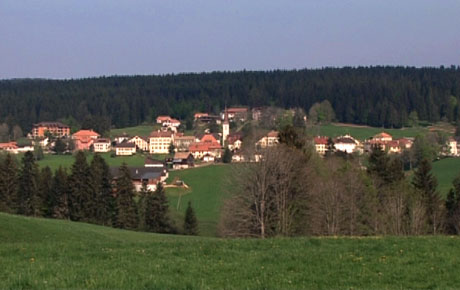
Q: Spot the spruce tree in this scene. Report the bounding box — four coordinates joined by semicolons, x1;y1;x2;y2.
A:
38;166;53;216
183;201;198;235
53;138;67;154
137;182;150;231
0;153;18;213
367;145;391;185
446;174;460;234
50;167;70;219
412;158;443;234
68;151;92;221
17;151;41;216
114;164;138;230
222;147;232;163
324;137;335;157
90;154;114;225
145;182;173;233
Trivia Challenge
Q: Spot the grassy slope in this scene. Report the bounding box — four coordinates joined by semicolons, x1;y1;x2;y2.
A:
315;124;428;140
36;152;149;171
166;165;231;237
109;125;159;138
432;158;460;196
1;213;460;289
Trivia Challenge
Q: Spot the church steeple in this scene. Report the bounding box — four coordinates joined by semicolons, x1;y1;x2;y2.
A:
222;107;230;146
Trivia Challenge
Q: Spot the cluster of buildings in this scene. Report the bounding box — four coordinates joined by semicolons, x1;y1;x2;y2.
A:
313;132;414;156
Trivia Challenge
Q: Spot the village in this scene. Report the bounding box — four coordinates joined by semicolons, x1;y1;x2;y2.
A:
0;106;459;193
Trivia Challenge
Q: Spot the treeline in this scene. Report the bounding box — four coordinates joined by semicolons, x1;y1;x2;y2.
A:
1;66;460;134
220;126;460;237
0;151;198;235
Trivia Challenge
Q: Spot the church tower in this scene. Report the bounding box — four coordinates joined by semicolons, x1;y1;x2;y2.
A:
222;108;230;146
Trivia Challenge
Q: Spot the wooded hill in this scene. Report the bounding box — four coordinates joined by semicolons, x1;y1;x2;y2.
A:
1;66;459;132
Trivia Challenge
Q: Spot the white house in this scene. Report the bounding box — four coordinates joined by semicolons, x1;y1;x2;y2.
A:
256;131;279;149
334;135;360;154
149;131;174;154
93;138;112;153
115;141;136;156
129;136;149;151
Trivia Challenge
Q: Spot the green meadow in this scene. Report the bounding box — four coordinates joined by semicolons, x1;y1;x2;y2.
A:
1;212;460;289
166;165;232;237
432;158;460;197
110;125;159;138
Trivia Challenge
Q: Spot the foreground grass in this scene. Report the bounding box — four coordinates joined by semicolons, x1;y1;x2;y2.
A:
166;165;232;237
1;213;460;289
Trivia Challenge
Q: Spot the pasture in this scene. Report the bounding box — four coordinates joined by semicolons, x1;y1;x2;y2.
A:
1;213;460;289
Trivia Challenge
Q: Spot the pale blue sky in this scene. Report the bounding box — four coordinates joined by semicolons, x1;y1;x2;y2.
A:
1;0;459;79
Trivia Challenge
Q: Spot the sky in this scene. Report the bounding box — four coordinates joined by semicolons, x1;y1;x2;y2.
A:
1;0;459;79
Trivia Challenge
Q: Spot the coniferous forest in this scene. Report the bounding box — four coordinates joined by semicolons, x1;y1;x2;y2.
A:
1;66;460;133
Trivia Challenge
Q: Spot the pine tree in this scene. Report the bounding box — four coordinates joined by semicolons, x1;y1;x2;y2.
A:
183;201;198;235
367;145;391;185
17;151;41;216
53;138;67;154
90;154;114;225
50;167;70;219
0;153;18;213
137;182;150;231
222;147;232;163
38;166;53;216
445;174;460;234
412;158;443;234
68;151;93;221
114;164;138;230
279;125;304;150
145;182;173;233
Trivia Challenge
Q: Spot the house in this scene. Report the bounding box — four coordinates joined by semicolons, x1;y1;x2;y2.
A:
221;107;249;122
227;133;243;151
93;138;112;153
0;142;19;153
387;140;402;154
334;135;360;154
195;114;221;124
314;136;329;155
31;122;70;138
145;158;165;168
189;141;222;159
174;136;196;152
149;131;174;154
156;115;172;124
115;141;136;156
373;132;393;142
114;132;130;144
110;166;168;192
448;137;458;156
203;153;215;163
72;130;100;151
173;152;195;169
194;113;209;120
129;136;149;151
256;131;279;149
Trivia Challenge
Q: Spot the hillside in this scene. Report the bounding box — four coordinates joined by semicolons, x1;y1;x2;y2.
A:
1;213;460;288
1;67;460;133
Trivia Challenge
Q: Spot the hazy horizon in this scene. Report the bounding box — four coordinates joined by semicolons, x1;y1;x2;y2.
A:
1;0;459;79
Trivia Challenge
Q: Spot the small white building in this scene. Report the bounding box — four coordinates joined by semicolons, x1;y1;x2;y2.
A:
255;131;279;149
115;141;136;156
129;136;149;152
334;135;360;154
93;138;112;153
448;137;458;156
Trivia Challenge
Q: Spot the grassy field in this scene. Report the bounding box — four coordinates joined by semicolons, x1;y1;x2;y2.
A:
432;158;460;196
110;124;159;138
314;123;428;140
34;152;167;171
2;213;460;289
166;165;232;237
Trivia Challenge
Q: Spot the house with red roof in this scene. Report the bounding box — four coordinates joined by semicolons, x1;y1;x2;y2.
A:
189;140;222;160
72;130;100;151
314;136;329;155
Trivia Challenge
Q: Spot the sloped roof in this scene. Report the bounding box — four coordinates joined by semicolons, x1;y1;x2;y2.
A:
110;166;165;180
94;138;111;143
150;131;174;138
267;131;279;138
115;141;136;148
314;136;328;145
174;152;193;160
374;132;392;139
73;130;100;137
